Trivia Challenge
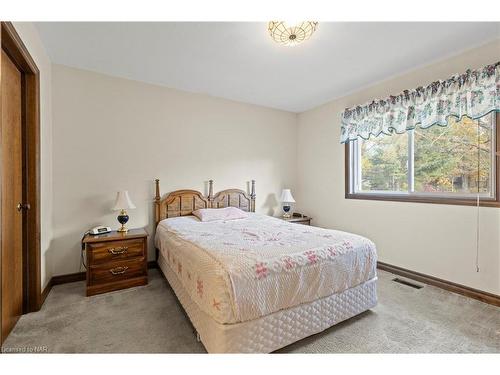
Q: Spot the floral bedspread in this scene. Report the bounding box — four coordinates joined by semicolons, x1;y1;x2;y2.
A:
155;213;377;324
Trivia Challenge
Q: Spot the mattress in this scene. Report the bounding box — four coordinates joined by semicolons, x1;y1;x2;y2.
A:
158;254;378;353
155;213;377;324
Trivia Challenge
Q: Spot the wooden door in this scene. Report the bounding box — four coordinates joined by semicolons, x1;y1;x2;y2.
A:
1;49;24;342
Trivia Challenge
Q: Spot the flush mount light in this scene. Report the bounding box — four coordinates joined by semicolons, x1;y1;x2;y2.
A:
268;21;318;46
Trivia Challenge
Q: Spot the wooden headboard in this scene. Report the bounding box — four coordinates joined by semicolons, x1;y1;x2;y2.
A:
154;179;256;225
209;180;256;213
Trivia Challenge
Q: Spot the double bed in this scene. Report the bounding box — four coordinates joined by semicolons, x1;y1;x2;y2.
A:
154;179;377;353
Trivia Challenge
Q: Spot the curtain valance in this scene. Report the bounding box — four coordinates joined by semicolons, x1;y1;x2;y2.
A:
340;61;500;144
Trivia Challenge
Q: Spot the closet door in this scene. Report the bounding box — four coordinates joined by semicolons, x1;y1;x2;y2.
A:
1;48;24;343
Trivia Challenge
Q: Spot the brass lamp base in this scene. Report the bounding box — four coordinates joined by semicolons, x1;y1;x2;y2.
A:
117;225;129;233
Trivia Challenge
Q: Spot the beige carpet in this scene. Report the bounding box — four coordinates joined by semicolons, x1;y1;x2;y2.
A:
3;269;500;353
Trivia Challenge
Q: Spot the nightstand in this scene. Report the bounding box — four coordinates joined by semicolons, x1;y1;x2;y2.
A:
83;228;148;296
280;214;312;226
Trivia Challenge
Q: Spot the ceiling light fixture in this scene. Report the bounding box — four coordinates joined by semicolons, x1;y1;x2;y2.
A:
268;21;318;46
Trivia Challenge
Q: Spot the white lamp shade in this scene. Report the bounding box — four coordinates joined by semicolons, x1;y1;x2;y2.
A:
280;189;295;203
112;191;136;211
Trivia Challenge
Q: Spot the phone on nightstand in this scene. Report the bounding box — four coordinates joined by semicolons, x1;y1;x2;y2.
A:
89;226;111;235
80;226;112;270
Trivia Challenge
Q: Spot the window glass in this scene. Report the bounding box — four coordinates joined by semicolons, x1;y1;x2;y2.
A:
351;113;495;201
360;132;408;192
413;116;492;195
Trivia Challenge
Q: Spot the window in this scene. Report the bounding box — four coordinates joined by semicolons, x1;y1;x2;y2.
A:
346;113;499;206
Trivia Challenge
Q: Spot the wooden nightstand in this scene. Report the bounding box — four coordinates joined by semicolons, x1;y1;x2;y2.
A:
83;228;148;296
280;214;312;225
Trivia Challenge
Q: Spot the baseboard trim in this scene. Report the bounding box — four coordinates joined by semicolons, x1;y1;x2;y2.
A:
40;271;86;306
39;261;159;307
52;271;86;286
40;281;52;306
377;261;500;307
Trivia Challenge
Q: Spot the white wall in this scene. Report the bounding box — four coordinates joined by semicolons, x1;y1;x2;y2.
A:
51;64;297;275
12;23;53;289
49;37;500;295
296;39;500;295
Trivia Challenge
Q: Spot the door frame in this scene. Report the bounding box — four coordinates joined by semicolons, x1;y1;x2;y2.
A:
0;21;41;338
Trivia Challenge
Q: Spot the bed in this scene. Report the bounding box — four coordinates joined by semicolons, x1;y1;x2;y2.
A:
153;179;377;353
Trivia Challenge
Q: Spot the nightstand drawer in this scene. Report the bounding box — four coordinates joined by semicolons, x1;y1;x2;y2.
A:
88;238;144;265
89;258;146;285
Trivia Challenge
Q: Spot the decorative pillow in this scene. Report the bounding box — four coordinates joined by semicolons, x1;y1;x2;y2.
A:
192;207;249;222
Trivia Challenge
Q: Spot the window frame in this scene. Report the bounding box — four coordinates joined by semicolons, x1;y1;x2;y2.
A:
345;113;500;207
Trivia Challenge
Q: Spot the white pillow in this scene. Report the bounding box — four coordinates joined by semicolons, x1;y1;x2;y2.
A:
192;207;249;222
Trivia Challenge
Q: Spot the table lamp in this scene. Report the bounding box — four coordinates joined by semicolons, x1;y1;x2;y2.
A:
112;191;136;232
280;189;295;218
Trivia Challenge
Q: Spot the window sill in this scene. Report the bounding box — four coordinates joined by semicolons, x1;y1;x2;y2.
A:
345;192;500;208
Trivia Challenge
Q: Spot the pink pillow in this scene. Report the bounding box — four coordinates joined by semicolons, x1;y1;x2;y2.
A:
192;207;249;222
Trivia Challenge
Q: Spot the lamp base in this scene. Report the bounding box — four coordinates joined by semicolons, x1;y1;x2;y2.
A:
117;209;130;233
282;204;292;218
117;225;129;233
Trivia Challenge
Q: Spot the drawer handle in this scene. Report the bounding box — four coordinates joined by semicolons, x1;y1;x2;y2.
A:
109;266;129;275
108;247;128;255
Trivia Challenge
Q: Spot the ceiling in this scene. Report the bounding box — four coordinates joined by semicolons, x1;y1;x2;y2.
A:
35;22;499;113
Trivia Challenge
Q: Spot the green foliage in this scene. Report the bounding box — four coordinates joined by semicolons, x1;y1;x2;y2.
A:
361;133;408;191
360;115;493;194
414;116;491;193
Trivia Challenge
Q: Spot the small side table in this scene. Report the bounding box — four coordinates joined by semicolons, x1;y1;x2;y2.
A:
82;228;148;296
280;214;312;226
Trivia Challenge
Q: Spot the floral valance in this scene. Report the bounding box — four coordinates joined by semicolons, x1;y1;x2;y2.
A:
340;61;500;143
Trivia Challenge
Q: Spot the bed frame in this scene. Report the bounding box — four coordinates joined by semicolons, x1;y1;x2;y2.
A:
152;179;377;353
154;179;256;225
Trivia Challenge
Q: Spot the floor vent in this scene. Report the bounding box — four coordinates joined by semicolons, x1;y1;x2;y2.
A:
392;278;423;289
